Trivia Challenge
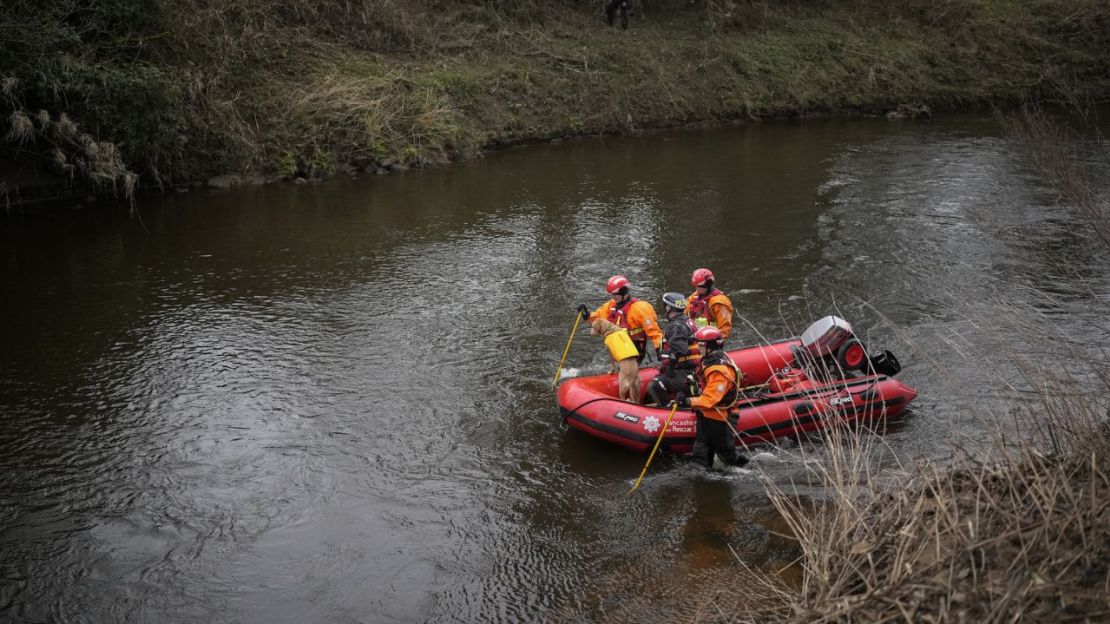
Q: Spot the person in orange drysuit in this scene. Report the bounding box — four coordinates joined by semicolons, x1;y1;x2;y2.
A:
576;275;663;364
687;267;733;340
673;325;748;469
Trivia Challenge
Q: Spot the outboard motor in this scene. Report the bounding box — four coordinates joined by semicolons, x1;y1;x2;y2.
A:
794;316;902;378
869;348;902;377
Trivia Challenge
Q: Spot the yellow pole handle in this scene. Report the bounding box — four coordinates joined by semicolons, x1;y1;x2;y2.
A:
627;402;680;495
552;312;584;387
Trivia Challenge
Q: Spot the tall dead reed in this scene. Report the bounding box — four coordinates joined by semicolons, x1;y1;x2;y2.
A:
1005;105;1110;249
741;309;1109;623
3;79;138;203
734;107;1110;623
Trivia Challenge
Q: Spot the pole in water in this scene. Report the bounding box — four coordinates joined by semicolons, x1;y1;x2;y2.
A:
627;402;680;495
552;312;584;387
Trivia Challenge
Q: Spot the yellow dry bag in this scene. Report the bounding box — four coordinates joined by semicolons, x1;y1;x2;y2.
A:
604;329;639;361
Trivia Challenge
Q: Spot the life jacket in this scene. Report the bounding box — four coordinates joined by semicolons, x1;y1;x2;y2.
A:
606;297;646;345
603;328;639;362
769;367;809;394
689;288;725;328
663;315;700;367
696;349;741;410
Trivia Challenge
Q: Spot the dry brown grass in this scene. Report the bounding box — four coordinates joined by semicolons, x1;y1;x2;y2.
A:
2;89;138;202
5;110;33;145
279;55;470;164
733;106;1110;622
742;312;1110;623
1005;106;1110;249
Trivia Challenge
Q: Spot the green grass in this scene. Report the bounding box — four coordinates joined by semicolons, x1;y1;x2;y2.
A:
2;0;1109;190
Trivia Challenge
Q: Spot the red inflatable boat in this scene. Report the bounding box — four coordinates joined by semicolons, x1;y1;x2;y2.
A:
556;316;917;453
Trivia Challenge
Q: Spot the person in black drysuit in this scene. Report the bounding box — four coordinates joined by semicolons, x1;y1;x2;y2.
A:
605;0;629;30
647;292;699;406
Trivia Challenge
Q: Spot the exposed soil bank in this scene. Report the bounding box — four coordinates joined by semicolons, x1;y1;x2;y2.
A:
2;0;1109;200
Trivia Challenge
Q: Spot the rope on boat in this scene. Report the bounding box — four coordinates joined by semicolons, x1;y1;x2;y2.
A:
561;397;614;424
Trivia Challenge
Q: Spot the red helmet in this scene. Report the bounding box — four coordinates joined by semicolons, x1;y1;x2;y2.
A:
691;268;714;287
605;275;630;295
693;326;723;342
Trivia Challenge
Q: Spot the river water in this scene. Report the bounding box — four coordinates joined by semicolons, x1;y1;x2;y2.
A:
2;113;1108;623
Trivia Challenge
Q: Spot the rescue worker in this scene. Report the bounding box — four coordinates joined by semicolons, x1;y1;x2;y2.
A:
673;325;749;469
687;267;733;340
647;292;700;406
605;0;629;30
576;275;663;364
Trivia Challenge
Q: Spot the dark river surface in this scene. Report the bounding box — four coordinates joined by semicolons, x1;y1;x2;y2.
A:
2;113;1109;623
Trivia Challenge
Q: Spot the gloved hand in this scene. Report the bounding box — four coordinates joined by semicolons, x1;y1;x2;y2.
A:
685;375;700;397
576;303;589;319
672;393;690;408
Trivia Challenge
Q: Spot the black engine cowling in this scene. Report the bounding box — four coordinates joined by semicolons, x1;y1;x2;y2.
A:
868;349;902;377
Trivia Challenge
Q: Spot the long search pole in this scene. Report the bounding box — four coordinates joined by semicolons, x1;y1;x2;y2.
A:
627;402;680;495
552;313;584;387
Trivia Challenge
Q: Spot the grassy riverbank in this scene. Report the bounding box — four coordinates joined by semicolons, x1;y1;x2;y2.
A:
2;0;1109;197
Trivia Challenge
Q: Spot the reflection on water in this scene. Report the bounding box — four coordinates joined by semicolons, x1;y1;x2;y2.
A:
2;114;1108;622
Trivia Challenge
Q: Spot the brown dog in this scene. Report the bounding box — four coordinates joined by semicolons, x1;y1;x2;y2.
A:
590;318;642;403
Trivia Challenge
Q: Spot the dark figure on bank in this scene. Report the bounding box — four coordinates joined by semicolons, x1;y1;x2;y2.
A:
674;325;749;469
605;0;629;29
647;292;700;406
